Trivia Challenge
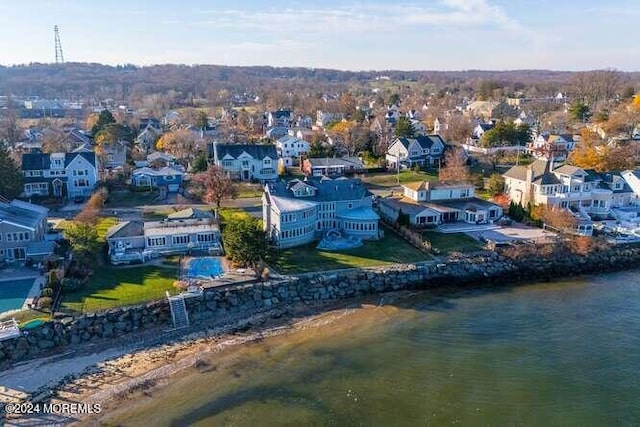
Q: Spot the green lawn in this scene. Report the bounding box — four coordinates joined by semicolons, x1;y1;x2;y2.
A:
219;208;255;223
236;183;263;198
107;190;159;207
361;170;439;188
422;231;484;254
55;216;118;242
270;230;430;274
60;265;178;313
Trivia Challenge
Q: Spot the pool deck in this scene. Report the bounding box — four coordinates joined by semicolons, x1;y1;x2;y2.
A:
180;256;259;288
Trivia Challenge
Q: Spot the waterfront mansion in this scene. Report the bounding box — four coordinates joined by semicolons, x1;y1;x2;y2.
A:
262;177;381;248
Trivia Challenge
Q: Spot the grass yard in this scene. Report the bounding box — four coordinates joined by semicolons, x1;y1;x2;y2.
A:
107;190;159;207
361;170;439;188
235;183;263;198
55;216;118;242
270;230;430;274
143;207;175;221
219;208;255;223
60;265;178;313
423;230;484;254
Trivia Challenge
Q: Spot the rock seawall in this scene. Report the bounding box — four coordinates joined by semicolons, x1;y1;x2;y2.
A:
3;243;640;365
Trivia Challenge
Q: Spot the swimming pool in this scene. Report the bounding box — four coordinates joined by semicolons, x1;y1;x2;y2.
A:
0;278;36;314
186;257;224;279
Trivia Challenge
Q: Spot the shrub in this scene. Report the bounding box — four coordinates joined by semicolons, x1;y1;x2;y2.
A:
61;277;83;291
37;297;52;310
41;287;54;297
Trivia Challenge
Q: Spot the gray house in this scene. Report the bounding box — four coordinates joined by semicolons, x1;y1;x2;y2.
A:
106;208;222;264
0;200;53;262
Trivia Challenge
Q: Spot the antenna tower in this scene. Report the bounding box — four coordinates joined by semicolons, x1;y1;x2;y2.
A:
54;25;64;64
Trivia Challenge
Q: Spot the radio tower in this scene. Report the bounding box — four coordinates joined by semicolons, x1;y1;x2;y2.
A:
54;25;64;64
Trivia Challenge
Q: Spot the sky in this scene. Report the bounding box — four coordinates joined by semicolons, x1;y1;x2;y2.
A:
0;0;638;71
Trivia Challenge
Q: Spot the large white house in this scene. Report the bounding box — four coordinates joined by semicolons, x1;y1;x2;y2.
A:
209;142;278;182
21;150;99;199
263;177;380;248
378;181;503;227
276;135;309;167
528;133;577;160
386;135;445;168
503;159;634;235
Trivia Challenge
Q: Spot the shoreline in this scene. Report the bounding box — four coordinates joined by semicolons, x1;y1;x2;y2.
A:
0;296;386;425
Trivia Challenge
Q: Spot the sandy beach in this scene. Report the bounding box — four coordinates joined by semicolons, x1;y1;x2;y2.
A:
0;297;383;425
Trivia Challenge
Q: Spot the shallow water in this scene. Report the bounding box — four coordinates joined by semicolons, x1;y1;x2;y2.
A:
102;271;640;426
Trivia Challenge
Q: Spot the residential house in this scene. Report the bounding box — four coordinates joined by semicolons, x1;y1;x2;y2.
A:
502;159;634;235
0;199;54;262
263;177;380;249
472;122;495;140
302;157;365;177
267;109;292;128
209;142;278;182
131;165;184;192
101;141;128;169
433;117;448;134
135;124;162;154
528;133;577;160
378;181;503;228
265;126;289;140
22;150;99;199
106;208;221;264
316;110;343;127
385;135;446;168
276;135;310;167
410;119;427;135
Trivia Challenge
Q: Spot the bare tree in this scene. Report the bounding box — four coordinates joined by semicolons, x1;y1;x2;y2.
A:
191;165;238;209
441;115;473;144
439;147;470;182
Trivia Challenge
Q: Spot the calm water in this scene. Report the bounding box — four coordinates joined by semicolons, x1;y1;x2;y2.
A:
103;271;640;426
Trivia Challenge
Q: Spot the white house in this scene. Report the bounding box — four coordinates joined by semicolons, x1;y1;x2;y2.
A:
22;150;99;199
378;181;503;227
386;135;446;168
209;142;278;182
503;160;635;235
528;133;577;160
263;177;380;249
316;110;343;127
276;135;309;167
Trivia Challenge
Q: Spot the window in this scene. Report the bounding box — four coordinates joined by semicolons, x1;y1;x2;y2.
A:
222;160;233;167
264;158;271;165
198;234;215;242
147;237;166;247
242;160;249;167
172;235;189;245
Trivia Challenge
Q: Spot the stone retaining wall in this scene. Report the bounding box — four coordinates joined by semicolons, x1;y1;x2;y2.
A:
3;243;640;365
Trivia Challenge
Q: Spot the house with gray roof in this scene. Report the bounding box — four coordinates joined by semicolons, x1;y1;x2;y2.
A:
378;181;503;228
385;135;445;169
503;159;636;235
208;142;277;182
263;177;380;248
21;150;99;200
0;200;53;262
301;157;364;177
105;208;221;264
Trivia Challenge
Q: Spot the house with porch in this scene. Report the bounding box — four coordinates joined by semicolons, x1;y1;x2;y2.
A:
0;199;54;262
263;177;380;249
105;208;221;264
22;150;99;199
209;142;278;182
385;135;445;169
502;159;633;235
378;181;503;228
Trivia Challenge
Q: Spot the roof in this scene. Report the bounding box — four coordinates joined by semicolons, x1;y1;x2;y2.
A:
66;151;96;167
208;143;277;160
269;195;318;212
266;177;371;209
553;165;583;176
132;166;184;177
404;181;430;191
336;207;380;221
22;153;51;170
502;159;549;181
306;157;363;168
105;221;144;239
147;151;176;163
167;208;213;220
0;200;48;230
26;241;56;256
533;173;561;185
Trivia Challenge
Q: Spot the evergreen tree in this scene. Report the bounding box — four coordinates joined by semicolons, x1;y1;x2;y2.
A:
394;117;416;138
0;146;23;199
222;217;268;273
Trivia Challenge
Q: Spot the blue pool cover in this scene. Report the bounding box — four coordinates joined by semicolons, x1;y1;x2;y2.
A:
186;257;224;279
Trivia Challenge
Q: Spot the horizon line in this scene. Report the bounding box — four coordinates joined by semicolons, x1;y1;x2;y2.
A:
0;62;637;74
